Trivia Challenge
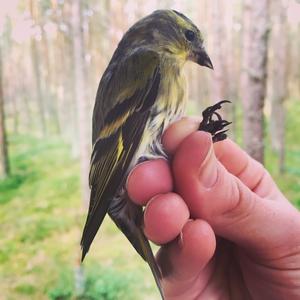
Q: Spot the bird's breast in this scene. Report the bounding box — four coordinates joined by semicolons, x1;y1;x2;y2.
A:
136;67;187;160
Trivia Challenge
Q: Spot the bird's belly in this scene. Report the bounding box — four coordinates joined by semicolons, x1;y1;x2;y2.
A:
132;97;185;165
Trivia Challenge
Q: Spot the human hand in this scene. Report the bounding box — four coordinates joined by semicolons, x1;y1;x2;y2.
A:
127;117;300;300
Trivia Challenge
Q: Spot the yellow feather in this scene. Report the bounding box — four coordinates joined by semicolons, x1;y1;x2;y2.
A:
99;111;131;138
116;133;124;161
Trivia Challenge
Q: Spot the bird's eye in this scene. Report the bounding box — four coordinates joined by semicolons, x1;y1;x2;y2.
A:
185;30;195;42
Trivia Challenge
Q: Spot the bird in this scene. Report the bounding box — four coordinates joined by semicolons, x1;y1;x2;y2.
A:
80;9;230;299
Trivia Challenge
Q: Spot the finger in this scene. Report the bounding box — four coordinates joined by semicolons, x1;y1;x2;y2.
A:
162;116;282;201
127;159;173;206
173;131;300;255
162;117;199;155
143;193;189;244
158;220;216;298
214;139;284;200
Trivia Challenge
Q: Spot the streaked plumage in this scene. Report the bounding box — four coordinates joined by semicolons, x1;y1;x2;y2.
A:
80;10;215;299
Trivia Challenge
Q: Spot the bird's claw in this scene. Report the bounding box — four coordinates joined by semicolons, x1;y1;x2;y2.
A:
199;100;231;143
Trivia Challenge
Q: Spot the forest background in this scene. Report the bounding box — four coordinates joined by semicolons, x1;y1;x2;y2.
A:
0;0;300;299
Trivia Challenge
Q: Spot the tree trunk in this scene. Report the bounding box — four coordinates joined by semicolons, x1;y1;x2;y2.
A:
241;0;270;164
51;2;79;154
269;0;288;173
210;0;228;103
210;0;235;138
11;91;19;134
71;0;90;207
41;26;61;134
30;0;47;136
21;82;32;131
0;43;9;179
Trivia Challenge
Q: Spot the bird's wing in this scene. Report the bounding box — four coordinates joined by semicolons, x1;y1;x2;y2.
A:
80;49;161;261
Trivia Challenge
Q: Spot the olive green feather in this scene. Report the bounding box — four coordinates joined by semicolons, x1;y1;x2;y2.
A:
81;49;160;256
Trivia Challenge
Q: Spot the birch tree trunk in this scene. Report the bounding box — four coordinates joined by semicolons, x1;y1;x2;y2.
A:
210;0;238;141
41;26;61;134
241;0;270;164
71;0;90;207
210;0;228;103
30;0;47;136
0;43;9;179
269;0;288;173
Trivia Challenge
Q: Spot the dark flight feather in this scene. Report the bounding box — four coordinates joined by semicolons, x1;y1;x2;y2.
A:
80;49;161;263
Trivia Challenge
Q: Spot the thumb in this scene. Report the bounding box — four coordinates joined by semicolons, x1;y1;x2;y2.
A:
173;131;300;254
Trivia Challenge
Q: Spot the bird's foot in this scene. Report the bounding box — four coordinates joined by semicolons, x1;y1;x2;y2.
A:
199;100;232;143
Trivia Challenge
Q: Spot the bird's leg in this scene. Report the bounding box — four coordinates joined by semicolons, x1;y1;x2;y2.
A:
137;156;150;164
199;100;232;143
137;153;167;164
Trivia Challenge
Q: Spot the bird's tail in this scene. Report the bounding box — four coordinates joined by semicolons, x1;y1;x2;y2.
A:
108;195;165;300
80;185;112;262
136;227;165;300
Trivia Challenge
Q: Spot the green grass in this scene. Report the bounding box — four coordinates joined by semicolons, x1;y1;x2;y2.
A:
0;98;299;300
47;263;138;300
0;135;157;299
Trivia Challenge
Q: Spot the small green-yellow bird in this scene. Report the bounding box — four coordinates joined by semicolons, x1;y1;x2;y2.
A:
81;9;230;299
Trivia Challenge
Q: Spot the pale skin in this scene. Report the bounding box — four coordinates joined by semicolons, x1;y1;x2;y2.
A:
126;117;300;300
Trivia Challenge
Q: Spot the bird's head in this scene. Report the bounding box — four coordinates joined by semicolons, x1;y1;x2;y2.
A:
119;10;213;69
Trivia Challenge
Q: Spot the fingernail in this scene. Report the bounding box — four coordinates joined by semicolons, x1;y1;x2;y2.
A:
179;231;184;249
179;219;193;249
198;145;218;188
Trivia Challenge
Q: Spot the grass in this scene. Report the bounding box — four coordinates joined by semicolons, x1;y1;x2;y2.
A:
0;98;299;299
0;135;157;299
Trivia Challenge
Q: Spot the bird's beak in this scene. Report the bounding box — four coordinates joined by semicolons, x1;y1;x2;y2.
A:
195;48;214;70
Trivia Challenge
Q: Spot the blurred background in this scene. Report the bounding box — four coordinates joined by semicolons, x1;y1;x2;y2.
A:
0;0;300;299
